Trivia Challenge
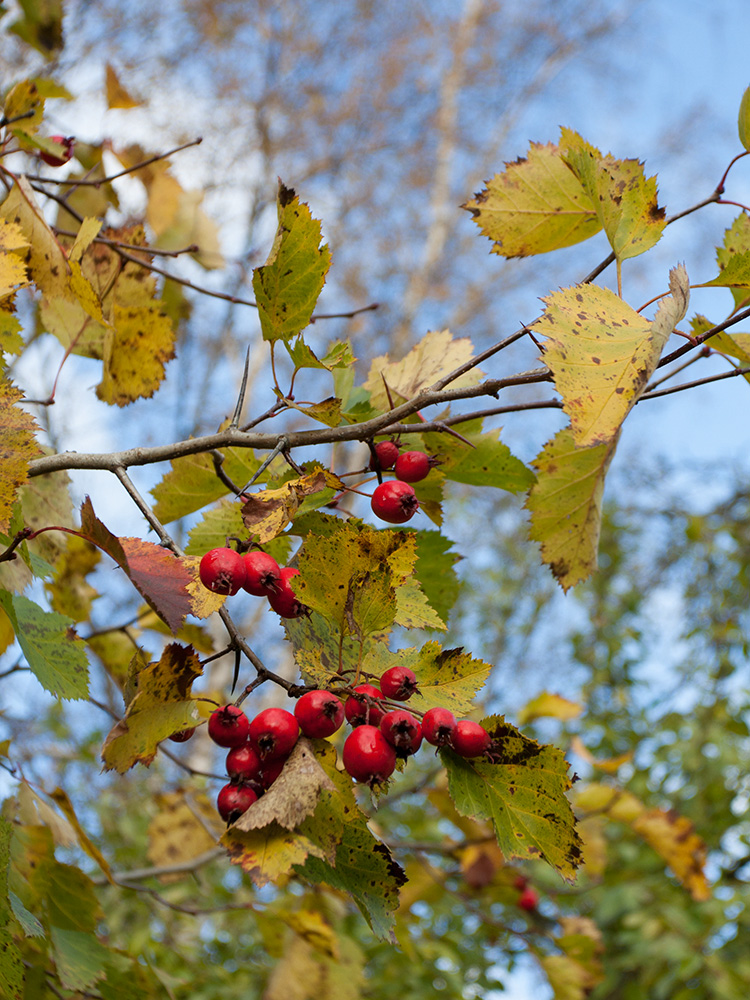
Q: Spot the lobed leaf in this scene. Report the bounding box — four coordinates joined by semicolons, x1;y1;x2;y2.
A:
253;182;331;342
404;641;492;715
443;716;583;881
425;427;535;492
0;374;40;533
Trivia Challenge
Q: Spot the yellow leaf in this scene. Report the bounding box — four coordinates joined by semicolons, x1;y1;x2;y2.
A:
364;329;481;410
97;301;176;406
526;426;618;591
739;85;750;152
101;643;202;773
632;809;710;902
463;141;601;257
282;910;339;959
0;220;30;298
0;375;41;532
241;469;344;542
518;691;583;725
147;172;182;236
561;128;666;261
4;79;44;139
157;187;225;270
105;63;143;109
69;217;103;262
570;735;633;774
47;787;114;882
222;821;327;887
0;178;72;300
182;556;228;619
147;790;221;880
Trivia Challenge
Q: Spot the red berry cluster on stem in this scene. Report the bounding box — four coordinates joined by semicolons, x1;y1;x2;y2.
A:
198;547;308;619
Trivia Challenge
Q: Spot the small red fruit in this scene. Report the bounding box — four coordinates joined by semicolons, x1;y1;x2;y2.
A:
208;705;251;748
394;450;432;483
370;440;400;471
267;567;307;618
344;684;386;727
342;725;397;785
370;480;419;524
513;874;528;891
40;135;75;167
217;782;258;823
199;547;247;595
380;710;422;757
167;727;196;743
225;743;263;781
452;719;491;758
294;690;345;738
248;707;299;761
242;550;282;596
517;887;539;912
379;665;419;701
422;707;457;747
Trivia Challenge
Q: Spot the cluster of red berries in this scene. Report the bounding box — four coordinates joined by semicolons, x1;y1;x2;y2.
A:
197;665;493;825
369;441;438;525
198;548;306;619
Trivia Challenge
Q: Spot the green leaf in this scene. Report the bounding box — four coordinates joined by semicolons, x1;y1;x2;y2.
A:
699;250;750;289
425;428;535;492
405;641;492;715
285;336;356;372
184;498;246;555
462;141;601;257
442;716;583;881
561;128;666;261
0;591;89;699
525;426;618;591
151;446;259;523
252;182;331;342
393;577;446;631
410;529;461;624
739;85;750;151
50;927;110;992
8;891;44;938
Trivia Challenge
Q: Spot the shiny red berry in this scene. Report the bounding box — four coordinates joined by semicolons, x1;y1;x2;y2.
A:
517;887;539;912
370;440;400;471
379;665;419;700
380;710;422;757
267;567;307;618
40;135;74;167
248;707;299;761
370;480;419;524
199;547;247;595
167;727;195;743
342;725;397;785
259;756;287;789
294;690;345;738
208;705;251;747
452;719;491;757
344;684;385;727
422;707;457;747
217;782;257;823
225;743;263;781
242;550;282;596
394;450;432;483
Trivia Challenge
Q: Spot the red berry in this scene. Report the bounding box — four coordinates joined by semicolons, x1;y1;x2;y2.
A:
344;684;386;727
370;440;400;471
380;710;422;757
394;450;432;483
40;135;74;167
225;743;263;781
513;874;528;891
248;707;299;761
267;567;307;618
167;727;195;743
380;665;419;701
242;550;282;596
452;719;491;758
259;756;287;789
294;690;345;738
208;705;251;748
517;887;539;912
217;782;257;823
342;725;397;785
422;707;457;747
370;480;419;524
199;547;247;595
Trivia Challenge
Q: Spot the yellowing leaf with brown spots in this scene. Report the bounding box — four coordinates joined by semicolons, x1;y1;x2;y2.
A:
97;301;175;405
463;141;601;258
526;426;618;591
402;641;491;715
0;219;30;298
241;469;344;542
0;177;72;300
561;129;666;261
4;79;44;140
147;790;221;880
443;715;583;882
101;643;202;772
0;375;40;532
364;329;481;410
